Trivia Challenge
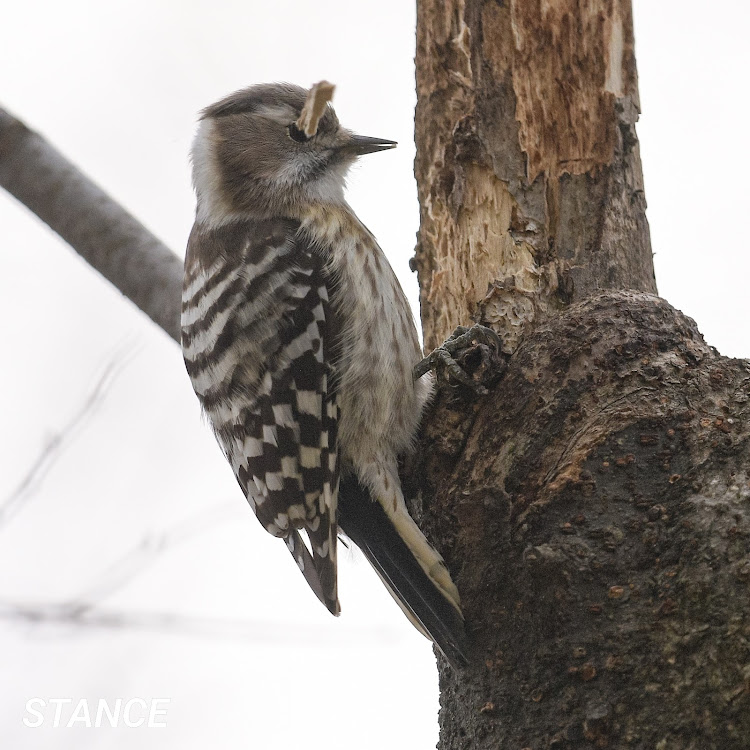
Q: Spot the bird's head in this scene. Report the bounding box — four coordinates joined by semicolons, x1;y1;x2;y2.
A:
191;82;396;224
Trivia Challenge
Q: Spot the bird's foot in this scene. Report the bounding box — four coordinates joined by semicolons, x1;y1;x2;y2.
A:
414;324;504;395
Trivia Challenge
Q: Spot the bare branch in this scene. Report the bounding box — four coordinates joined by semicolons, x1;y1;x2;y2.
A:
61;502;238;614
0;600;403;646
0;500;403;647
0;106;183;342
0;345;137;527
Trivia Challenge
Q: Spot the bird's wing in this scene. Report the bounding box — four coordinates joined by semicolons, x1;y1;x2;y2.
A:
243;250;340;615
182;218;339;614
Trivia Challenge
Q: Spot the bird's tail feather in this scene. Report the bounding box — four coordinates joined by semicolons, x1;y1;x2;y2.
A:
337;475;468;668
285;523;340;616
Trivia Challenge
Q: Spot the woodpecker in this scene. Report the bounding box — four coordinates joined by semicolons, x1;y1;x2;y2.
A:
181;82;467;666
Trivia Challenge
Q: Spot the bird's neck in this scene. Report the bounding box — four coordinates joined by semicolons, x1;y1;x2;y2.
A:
194;191;352;232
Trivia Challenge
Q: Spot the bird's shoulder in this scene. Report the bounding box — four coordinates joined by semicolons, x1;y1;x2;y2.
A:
185;216;306;274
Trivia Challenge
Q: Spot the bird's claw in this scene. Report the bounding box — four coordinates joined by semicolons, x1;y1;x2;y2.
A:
414;324;503;394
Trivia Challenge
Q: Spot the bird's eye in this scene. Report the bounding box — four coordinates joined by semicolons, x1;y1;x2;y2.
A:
287;123;309;143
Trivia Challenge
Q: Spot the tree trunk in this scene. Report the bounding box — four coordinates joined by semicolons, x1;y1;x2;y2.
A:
414;0;654;352
412;2;750;748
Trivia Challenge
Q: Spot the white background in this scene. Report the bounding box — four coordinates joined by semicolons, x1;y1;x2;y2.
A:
1;2;747;747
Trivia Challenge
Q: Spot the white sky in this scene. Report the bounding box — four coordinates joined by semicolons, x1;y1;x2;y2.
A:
1;1;748;748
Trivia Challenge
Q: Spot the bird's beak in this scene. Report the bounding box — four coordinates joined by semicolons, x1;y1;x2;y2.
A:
345;134;398;156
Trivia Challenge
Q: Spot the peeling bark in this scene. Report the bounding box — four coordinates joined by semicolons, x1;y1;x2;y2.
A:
414;0;655;352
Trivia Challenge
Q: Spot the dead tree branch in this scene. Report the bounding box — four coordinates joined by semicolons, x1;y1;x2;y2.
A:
0;346;136;526
0;107;183;342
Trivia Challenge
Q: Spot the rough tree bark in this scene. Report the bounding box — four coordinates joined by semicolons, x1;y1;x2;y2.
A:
412;1;750;749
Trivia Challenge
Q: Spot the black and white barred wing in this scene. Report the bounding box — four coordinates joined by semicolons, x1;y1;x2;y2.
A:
182;220;340;614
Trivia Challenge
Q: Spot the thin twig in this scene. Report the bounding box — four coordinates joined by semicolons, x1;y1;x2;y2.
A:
0;343;138;526
0;602;403;647
61;502;238;614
